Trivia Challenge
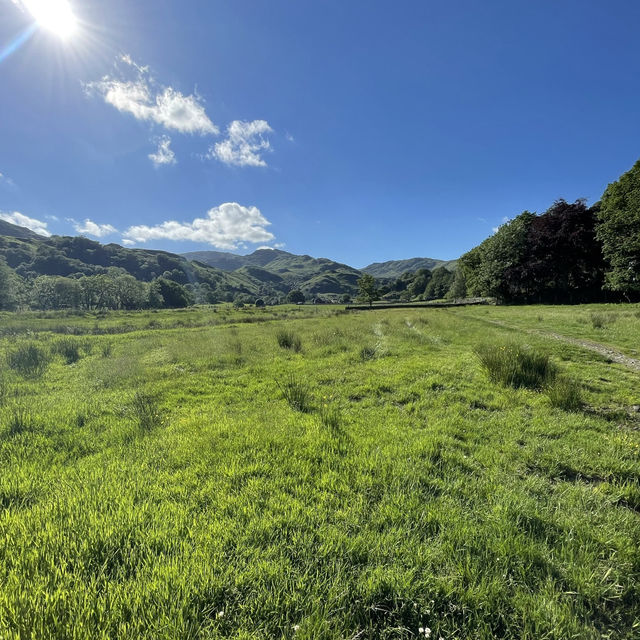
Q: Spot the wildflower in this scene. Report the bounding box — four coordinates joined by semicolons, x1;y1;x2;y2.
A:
217;610;224;618
418;628;431;638
293;624;300;632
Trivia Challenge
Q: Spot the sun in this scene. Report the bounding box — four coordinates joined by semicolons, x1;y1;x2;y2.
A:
22;0;78;39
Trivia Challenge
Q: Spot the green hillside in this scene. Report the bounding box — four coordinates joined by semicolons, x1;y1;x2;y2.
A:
0;219;45;241
182;248;364;297
363;257;457;279
0;223;460;306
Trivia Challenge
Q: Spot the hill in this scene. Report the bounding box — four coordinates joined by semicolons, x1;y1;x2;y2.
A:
182;248;363;297
0;219;46;241
0;222;459;304
363;257;457;279
0;230;262;302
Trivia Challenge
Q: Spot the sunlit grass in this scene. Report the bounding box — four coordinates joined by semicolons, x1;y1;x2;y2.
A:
0;304;637;639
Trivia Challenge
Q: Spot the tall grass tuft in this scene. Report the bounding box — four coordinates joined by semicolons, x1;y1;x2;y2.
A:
130;391;165;431
53;337;82;364
7;343;51;378
319;401;341;432
101;341;114;358
7;404;35;437
591;312;617;329
276;329;302;352
546;377;584;411
475;342;557;389
360;345;377;361
277;374;312;412
0;371;8;407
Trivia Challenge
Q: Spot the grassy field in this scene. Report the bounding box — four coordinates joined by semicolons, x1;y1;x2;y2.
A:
0;303;639;639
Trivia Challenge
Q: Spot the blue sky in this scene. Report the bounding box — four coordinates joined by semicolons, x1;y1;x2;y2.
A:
1;0;639;267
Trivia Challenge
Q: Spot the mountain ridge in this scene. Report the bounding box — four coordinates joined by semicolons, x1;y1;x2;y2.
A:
0;222;457;303
362;257;457;279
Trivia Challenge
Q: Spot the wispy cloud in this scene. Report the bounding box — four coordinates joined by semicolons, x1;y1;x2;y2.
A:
85;55;218;136
211;120;273;167
71;218;118;238
0;172;16;188
122;202;275;250
0;211;50;236
149;136;176;167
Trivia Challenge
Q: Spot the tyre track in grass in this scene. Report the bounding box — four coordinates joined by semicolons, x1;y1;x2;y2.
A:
458;313;640;373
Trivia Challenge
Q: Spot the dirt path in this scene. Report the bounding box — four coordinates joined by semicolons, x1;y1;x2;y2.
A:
465;315;640;372
543;332;640;372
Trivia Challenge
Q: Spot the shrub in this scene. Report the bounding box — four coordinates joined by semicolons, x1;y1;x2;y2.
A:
475;342;556;389
7;343;51;378
53;337;82;364
276;329;302;352
546;377;584;412
277;374;312;412
130;391;164;432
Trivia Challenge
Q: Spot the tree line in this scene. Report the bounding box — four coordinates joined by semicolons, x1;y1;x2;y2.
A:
457;158;640;303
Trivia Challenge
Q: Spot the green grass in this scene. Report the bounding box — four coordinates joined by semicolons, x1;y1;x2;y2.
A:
0;304;638;639
475;342;557;389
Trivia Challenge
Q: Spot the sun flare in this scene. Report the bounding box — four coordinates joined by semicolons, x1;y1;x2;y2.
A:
22;0;78;39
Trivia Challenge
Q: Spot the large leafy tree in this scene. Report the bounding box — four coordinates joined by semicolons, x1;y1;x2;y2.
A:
357;273;378;307
424;266;454;299
459;211;535;301
596;159;640;298
0;259;19;310
525;200;605;303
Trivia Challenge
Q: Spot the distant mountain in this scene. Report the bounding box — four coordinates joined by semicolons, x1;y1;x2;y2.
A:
0;222;459;303
363;257;457;279
0;227;264;301
0;219;45;240
182;248;363;296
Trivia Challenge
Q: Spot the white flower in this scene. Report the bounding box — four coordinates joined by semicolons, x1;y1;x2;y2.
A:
418;628;432;638
217;610;224;618
293;624;300;632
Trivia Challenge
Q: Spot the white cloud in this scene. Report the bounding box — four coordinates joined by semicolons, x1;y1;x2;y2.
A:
86;56;218;136
122;202;275;250
0;211;50;236
149;136;176;167
121;238;135;246
72;218;118;238
211;120;273;167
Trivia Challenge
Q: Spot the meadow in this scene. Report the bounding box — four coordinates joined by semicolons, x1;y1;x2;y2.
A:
0;303;638;639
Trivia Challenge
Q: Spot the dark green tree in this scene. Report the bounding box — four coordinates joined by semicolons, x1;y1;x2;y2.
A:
0;259;19;310
446;268;467;300
459;211;535;301
153;278;192;308
424;266;454;299
357;273;378;307
286;289;305;304
596;159;640;298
